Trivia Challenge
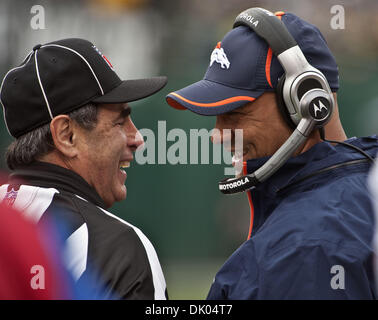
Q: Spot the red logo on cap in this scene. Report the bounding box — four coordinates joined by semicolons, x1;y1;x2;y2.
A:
92;45;114;71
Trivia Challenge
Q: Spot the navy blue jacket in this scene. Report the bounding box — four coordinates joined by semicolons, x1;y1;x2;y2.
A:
208;136;378;300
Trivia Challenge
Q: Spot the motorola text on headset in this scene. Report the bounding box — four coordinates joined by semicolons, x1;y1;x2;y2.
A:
219;7;374;195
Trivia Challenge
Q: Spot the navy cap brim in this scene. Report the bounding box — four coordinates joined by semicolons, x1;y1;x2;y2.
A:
166;79;264;116
93;76;167;104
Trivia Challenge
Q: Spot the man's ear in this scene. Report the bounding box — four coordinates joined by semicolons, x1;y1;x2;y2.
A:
49;115;79;158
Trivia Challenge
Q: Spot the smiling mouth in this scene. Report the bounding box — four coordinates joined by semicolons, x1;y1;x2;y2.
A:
231;148;249;164
119;161;130;169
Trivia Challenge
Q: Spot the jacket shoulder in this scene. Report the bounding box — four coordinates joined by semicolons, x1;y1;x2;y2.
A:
262;171;373;245
72;196;166;300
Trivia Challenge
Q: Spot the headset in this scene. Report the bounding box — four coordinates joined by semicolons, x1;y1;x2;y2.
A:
219;8;375;194
219;7;336;195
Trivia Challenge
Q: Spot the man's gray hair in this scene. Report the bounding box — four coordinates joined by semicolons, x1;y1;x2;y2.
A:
6;103;98;170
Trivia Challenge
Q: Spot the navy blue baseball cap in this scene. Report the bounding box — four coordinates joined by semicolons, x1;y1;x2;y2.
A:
166;11;339;116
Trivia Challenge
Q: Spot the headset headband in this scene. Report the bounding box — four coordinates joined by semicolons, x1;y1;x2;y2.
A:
233;8;315;80
233;8;297;56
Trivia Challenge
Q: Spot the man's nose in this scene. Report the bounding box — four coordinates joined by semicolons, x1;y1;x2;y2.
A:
127;119;144;150
211;117;232;145
132;129;145;149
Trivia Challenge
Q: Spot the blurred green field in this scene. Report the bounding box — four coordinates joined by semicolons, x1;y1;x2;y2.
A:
164;260;225;300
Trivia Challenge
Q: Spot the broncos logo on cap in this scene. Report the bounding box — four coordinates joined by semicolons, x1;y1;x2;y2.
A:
210;42;230;69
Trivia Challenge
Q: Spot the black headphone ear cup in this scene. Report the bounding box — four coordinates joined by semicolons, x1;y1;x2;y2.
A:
275;76;297;130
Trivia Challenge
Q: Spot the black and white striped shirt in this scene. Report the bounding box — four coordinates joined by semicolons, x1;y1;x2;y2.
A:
0;162;167;299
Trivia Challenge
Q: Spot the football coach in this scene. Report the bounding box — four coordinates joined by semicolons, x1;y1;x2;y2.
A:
166;8;378;299
0;38;167;299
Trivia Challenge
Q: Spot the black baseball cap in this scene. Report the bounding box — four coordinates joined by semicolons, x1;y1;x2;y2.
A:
0;38;167;138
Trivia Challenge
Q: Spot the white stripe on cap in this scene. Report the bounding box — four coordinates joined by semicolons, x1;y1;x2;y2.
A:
0;50;34;135
35;50;54;119
42;44;104;96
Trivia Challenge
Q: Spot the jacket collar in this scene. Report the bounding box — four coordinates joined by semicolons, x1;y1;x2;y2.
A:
244;136;378;236
8;161;106;208
245;136;378;195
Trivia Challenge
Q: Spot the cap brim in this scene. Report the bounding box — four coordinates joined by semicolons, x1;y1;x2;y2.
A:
93;76;167;104
166;79;264;116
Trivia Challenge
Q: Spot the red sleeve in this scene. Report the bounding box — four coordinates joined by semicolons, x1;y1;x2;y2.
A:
0;203;71;299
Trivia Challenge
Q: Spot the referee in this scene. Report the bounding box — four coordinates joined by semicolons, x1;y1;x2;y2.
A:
0;38;167;299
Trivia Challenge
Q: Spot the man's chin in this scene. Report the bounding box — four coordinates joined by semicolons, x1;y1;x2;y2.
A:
116;185;127;201
242;150;257;162
104;186;127;208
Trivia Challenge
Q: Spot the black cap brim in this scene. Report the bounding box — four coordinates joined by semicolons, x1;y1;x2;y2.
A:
92;76;167;104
